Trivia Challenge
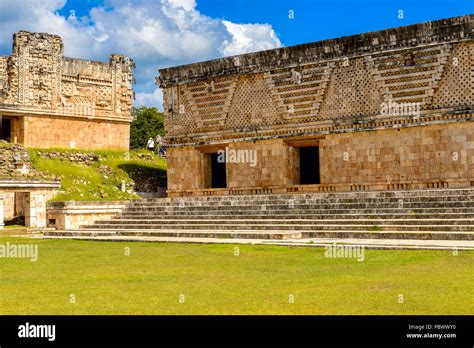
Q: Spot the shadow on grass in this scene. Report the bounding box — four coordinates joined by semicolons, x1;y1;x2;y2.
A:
118;163;167;192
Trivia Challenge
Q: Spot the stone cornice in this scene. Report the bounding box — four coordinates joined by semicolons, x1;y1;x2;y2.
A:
0;179;61;190
165;109;474;147
0;105;132;123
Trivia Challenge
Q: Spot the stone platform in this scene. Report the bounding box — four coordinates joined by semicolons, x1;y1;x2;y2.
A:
43;188;474;250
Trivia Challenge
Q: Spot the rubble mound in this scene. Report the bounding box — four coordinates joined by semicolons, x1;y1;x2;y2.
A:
0;141;50;178
35;151;101;165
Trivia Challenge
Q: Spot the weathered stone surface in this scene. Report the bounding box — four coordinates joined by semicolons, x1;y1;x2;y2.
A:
0;141;51;178
157;15;473;197
47;200;128;230
0;31;134;150
0;179;60;228
159;15;472;144
159;15;472;87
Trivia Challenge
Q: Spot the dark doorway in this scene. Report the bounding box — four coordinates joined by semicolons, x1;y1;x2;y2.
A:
299;146;320;184
1;118;11;142
211;153;227;188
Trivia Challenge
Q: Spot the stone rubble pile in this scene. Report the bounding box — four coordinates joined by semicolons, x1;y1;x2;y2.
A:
137;153;155;161
0;140;49;178
36;151;102;165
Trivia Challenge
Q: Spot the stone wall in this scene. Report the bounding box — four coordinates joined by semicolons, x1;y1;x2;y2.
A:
0;183;59;228
22;115;130;150
319;122;474;187
47;201;127;230
0;31;134;150
2;192;14;220
159;15;473;147
167;147;203;191
226;140;287;189
167;121;473;196
159;15;473;196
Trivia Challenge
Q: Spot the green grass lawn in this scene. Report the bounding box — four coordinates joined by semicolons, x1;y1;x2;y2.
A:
0;236;472;315
27;148;167;201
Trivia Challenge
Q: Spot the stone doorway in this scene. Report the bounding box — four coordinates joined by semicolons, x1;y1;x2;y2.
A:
1;117;12;142
0;180;60;229
210;153;227;188
2;192;27;227
299;146;321;185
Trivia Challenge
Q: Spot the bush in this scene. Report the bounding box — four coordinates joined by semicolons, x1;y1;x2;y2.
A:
130;106;165;149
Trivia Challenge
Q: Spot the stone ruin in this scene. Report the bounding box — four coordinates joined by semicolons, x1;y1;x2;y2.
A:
157;15;473;197
0;31;134;150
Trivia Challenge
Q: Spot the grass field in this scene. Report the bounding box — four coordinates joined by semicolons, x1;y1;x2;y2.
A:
0;236;472;315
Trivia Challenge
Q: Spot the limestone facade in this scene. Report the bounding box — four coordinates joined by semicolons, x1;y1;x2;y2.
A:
0;31;134;150
47;201;128;230
158;15;474;197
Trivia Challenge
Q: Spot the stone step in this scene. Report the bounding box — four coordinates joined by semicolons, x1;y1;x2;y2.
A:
128;195;474;207
46;229;474;241
121;202;474;212
120;207;474;215
94;218;474;226
40;235;474;250
115;213;474;220
58;188;474;246
140;189;474;202
82;223;474;233
45;229;300;240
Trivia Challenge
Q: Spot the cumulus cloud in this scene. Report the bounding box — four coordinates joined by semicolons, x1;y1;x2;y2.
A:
0;0;282;109
221;20;282;56
135;87;164;109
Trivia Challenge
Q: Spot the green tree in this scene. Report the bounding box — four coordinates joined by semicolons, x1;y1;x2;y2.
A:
130;106;165;149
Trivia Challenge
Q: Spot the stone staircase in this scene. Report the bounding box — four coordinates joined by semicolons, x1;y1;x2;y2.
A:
43;188;474;249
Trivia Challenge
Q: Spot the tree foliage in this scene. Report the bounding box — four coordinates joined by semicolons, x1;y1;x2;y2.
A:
129;106;165;149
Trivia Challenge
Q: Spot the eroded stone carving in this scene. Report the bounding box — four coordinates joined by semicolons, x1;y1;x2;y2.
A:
0;31;134;119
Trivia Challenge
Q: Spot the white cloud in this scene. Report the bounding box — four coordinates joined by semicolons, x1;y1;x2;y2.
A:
0;0;283;109
166;0;197;12
135;87;164;108
221;20;282;56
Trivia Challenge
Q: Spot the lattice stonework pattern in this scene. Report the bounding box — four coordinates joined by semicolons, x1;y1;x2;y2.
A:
226;73;281;129
264;62;334;121
180;76;238;132
319;57;383;119
95;85;113;109
163;86;197;136
432;42;473;109
366;44;451;106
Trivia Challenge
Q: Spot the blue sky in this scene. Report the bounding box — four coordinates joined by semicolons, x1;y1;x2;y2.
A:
56;0;473;45
1;0;472;108
197;0;472;45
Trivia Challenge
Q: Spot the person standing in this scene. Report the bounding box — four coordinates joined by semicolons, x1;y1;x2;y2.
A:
155;134;166;156
147;137;155;152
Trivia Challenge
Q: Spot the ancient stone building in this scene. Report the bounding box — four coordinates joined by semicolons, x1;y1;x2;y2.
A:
158;15;473;197
0;31;134;150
